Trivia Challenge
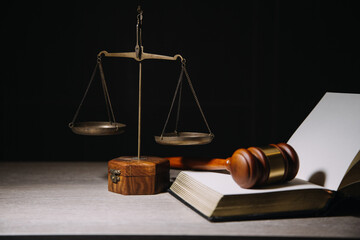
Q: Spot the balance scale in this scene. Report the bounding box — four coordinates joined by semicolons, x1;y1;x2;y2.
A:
69;6;214;161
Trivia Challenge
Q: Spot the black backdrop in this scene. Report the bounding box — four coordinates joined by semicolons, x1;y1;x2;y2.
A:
1;0;360;162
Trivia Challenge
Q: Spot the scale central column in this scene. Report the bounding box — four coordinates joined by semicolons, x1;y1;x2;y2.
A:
137;61;142;159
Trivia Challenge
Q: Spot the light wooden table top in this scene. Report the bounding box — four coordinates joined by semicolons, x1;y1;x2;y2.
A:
0;162;359;239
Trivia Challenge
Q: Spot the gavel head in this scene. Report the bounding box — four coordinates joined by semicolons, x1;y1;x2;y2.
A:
225;143;299;189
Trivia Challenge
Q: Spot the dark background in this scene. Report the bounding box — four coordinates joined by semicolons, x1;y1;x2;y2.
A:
1;0;360;162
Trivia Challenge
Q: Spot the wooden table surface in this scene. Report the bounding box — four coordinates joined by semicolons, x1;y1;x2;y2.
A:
0;162;359;239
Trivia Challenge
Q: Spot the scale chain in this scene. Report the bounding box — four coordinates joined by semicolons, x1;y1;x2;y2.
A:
160;66;184;138
98;61;117;124
160;62;213;137
69;62;99;127
69;58;117;128
183;64;213;135
174;77;183;133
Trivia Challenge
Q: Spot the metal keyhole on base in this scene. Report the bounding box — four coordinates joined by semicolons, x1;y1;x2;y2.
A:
110;169;121;183
154;61;214;146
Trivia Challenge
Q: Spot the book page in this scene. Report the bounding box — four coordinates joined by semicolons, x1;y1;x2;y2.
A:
288;92;360;190
183;171;325;196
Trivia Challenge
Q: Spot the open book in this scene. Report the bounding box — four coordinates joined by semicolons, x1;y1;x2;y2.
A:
169;92;360;221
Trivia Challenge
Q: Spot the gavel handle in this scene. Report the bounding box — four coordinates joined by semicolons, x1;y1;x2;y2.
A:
166;157;228;170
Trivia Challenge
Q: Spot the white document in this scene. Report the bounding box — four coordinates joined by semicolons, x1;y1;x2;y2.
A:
288;92;360;190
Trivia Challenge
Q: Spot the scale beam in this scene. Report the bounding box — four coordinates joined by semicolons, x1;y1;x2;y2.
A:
98;50;183;62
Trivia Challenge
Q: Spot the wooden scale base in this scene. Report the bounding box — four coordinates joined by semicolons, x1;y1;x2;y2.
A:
108;156;170;195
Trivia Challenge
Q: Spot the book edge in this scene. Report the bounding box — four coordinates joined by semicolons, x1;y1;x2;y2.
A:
168;189;332;222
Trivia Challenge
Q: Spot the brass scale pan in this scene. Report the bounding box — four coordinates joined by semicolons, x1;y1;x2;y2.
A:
71;121;126;136
155;132;214;145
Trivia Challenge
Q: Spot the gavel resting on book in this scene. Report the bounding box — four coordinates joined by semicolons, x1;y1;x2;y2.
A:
167;143;299;189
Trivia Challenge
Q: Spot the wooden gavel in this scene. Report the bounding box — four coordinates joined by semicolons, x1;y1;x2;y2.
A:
167;143;299;188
